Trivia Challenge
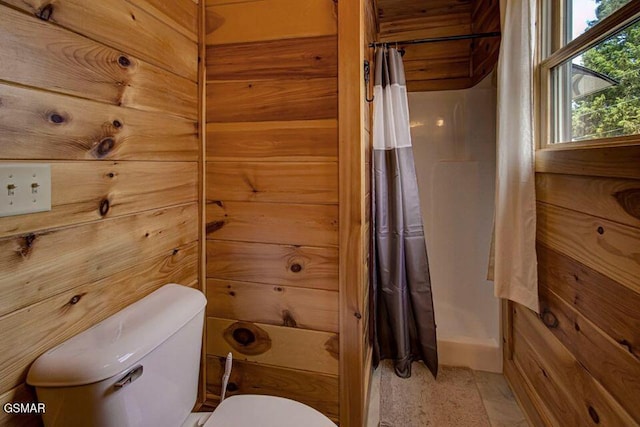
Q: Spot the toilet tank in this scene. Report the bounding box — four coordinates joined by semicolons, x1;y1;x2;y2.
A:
27;284;207;427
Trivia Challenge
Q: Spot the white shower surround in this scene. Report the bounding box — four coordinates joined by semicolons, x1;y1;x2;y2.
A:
409;74;501;373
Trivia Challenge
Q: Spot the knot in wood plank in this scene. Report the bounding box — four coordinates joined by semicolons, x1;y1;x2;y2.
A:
49;113;65;124
117;55;131;68
324;334;339;360
223;321;272;356
36;4;54;21
282;310;297;328
206;220;226;234
540;308;559;329
18;233;37;258
94;138;115;157
99;198;110;216
588;406;600;424
69;294;83;305
613;188;640;220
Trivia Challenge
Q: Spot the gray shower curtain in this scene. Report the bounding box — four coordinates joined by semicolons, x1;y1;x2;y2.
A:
370;47;438;379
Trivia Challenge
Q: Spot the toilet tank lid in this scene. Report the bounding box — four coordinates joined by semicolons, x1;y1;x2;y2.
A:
27;284;206;387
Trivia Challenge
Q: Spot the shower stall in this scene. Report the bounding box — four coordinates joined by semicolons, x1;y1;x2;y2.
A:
409;74;501;372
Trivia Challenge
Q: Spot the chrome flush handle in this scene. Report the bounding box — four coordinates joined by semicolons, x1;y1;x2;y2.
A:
114;365;143;389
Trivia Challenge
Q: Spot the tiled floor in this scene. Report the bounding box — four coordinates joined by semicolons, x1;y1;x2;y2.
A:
373;361;528;427
473;370;529;427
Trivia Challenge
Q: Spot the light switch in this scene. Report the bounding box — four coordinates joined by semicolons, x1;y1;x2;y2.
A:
0;164;51;217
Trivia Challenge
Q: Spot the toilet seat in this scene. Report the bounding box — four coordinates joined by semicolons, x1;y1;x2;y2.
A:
204;395;336;427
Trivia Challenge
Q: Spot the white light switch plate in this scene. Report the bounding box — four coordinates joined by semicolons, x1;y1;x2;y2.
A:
0;164;51;217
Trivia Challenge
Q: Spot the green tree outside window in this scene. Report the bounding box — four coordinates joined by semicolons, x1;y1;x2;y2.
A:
572;0;640;140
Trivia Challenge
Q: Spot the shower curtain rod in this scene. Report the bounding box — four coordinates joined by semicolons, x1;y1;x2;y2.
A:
368;31;501;48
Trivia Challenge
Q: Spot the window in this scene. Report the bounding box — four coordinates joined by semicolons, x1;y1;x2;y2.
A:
567;0;633;43
539;0;640;145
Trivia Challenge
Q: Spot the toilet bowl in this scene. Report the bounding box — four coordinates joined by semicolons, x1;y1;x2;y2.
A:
27;284;336;427
183;395;336;427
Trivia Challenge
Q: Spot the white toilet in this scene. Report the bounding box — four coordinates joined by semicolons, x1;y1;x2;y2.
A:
27;284;336;427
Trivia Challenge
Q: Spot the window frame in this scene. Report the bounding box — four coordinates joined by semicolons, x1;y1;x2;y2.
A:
537;0;640;149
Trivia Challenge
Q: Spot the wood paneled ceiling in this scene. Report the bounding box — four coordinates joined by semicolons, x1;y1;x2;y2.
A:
375;0;501;91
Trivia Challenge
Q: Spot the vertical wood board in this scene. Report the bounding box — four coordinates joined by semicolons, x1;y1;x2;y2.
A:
338;0;369;424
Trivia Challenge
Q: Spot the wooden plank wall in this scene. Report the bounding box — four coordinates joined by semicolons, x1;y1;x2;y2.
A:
363;0;377;413
0;1;200;426
339;0;377;426
470;0;500;85
374;0;501;92
377;0;474;92
504;144;640;425
377;0;472;42
203;0;341;422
